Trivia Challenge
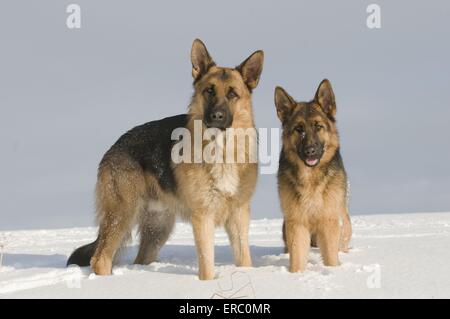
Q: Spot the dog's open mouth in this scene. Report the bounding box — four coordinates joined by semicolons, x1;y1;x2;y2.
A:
304;157;320;167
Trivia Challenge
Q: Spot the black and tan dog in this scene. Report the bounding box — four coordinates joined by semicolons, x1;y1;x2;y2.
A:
67;39;264;280
275;80;351;273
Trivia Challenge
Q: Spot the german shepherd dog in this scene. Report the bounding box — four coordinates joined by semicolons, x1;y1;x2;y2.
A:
275;80;351;273
67;39;264;280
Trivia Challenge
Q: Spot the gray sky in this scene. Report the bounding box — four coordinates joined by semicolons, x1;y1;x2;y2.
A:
1;0;449;230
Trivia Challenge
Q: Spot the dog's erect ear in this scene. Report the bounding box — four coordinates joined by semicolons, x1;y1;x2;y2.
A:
236;50;264;91
315;79;336;118
274;86;296;122
191;39;215;81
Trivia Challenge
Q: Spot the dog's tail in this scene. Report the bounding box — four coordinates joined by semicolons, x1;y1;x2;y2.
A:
67;238;98;267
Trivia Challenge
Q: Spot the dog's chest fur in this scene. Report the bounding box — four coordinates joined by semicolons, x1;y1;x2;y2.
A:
286;166;330;215
209;164;240;196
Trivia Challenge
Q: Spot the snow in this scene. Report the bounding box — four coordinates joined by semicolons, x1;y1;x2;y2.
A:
1;212;450;299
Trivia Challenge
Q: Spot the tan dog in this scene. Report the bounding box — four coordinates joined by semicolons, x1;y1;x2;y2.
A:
67;39;264;280
275;80;352;272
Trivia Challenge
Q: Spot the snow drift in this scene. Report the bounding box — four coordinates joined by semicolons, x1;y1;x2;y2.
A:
1;212;449;298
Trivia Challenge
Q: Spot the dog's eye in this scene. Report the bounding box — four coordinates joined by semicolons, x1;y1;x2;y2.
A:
227;90;238;99
295;125;305;137
315;124;324;131
205;87;215;96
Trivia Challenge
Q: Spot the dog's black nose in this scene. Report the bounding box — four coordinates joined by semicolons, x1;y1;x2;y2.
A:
206;107;231;129
210;110;225;122
305;146;317;156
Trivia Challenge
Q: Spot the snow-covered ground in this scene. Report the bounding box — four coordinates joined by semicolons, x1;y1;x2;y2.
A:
1;212;449;299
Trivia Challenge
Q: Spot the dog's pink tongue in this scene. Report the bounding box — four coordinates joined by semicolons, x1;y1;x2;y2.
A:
306;158;318;166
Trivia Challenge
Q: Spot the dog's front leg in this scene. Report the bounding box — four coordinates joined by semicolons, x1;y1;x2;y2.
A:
192;213;215;280
339;210;352;253
285;220;310;273
317;217;341;266
225;204;252;267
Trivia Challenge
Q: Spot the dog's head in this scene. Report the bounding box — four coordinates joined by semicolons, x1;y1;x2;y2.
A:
275;80;340;167
188;39;264;130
